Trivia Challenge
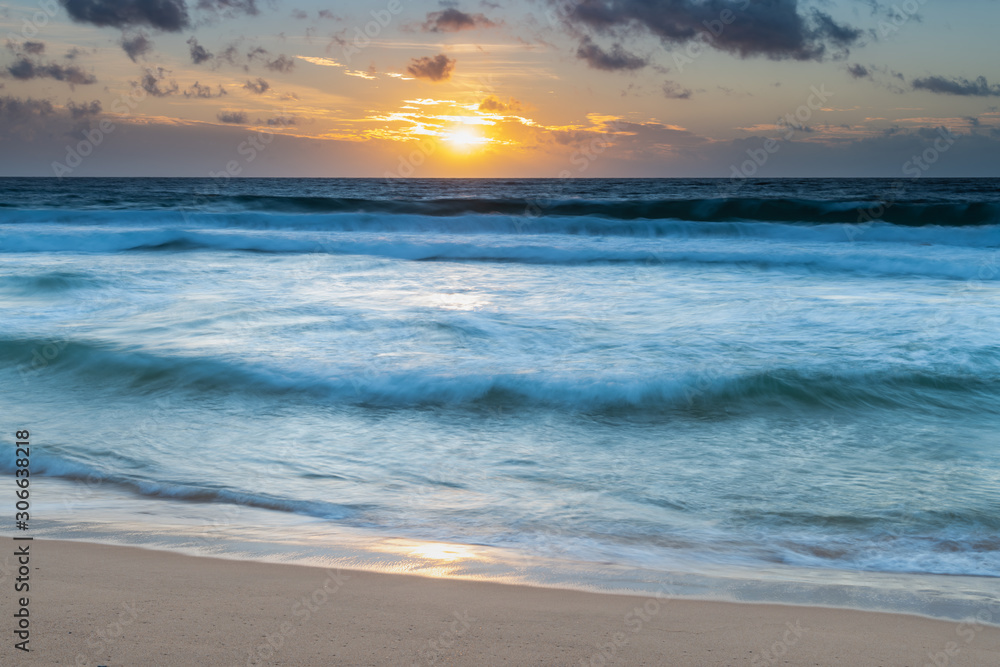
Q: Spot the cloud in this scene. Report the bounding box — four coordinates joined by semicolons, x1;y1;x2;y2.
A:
405;54;455;82
242;77;269;94
662;80;692;99
576;37;647;71
197;0;259;18
187;37;213;64
248;48;295;72
5;41;46;55
262;115;296;126
66;99;102;118
295;55;342;67
121;32;153;61
60;0;260;31
422;8;496;32
60;0;190;31
478;95;522;113
0;95;55;137
6;58;97;85
912;75;1000;97
184;81;226;97
846;63;869;79
138;67;178;96
217;110;248;124
264;54;295;72
561;0;862;61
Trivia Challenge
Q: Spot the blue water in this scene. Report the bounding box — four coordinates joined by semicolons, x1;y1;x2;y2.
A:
2;178;999;604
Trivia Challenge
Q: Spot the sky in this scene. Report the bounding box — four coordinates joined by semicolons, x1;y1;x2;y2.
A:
1;0;999;177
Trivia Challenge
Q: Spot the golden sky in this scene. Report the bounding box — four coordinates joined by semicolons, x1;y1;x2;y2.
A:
1;0;999;176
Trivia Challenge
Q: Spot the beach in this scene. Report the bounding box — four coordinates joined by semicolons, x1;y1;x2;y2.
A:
4;539;996;666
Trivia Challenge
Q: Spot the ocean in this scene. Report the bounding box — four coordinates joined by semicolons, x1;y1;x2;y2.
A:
2;177;998;620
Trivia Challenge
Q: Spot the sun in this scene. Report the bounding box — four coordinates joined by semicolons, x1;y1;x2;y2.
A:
445;128;490;151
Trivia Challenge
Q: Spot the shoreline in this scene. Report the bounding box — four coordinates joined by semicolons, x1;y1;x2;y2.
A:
17;479;1000;628
5;538;999;666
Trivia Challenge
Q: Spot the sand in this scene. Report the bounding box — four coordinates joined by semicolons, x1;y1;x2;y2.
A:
3;539;998;666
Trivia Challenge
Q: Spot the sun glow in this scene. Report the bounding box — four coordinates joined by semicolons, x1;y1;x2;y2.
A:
446;128;491;150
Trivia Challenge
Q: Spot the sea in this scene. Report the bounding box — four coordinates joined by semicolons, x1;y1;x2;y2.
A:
1;177;998;622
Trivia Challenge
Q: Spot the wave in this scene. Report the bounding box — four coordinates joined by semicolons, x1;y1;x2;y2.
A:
1;224;997;279
4;194;1000;226
34;191;992;226
0;451;359;521
3;206;1000;246
4;336;998;414
210;195;1000;227
0;271;106;295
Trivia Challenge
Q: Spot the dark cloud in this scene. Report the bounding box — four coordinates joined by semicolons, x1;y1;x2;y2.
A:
262;115;296;126
405;54;455;82
847;63;869;79
6;40;47;55
216;43;242;67
576;36;647;71
317;9;337;20
290;8;307;19
247;47;295;72
561;0;862;61
66;99;102;118
138;67;178;96
184;81;226;97
121;32;153;61
60;0;190;32
60;0;259;32
187;37;213;64
422;8;496;32
662;80;692;99
966;116;980;127
217;110;248;124
478;95;522;113
197;0;259;18
264;53;294;72
242;77;269;94
0;95;54;134
912;75;1000;97
810;10;862;47
6;58;97;85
